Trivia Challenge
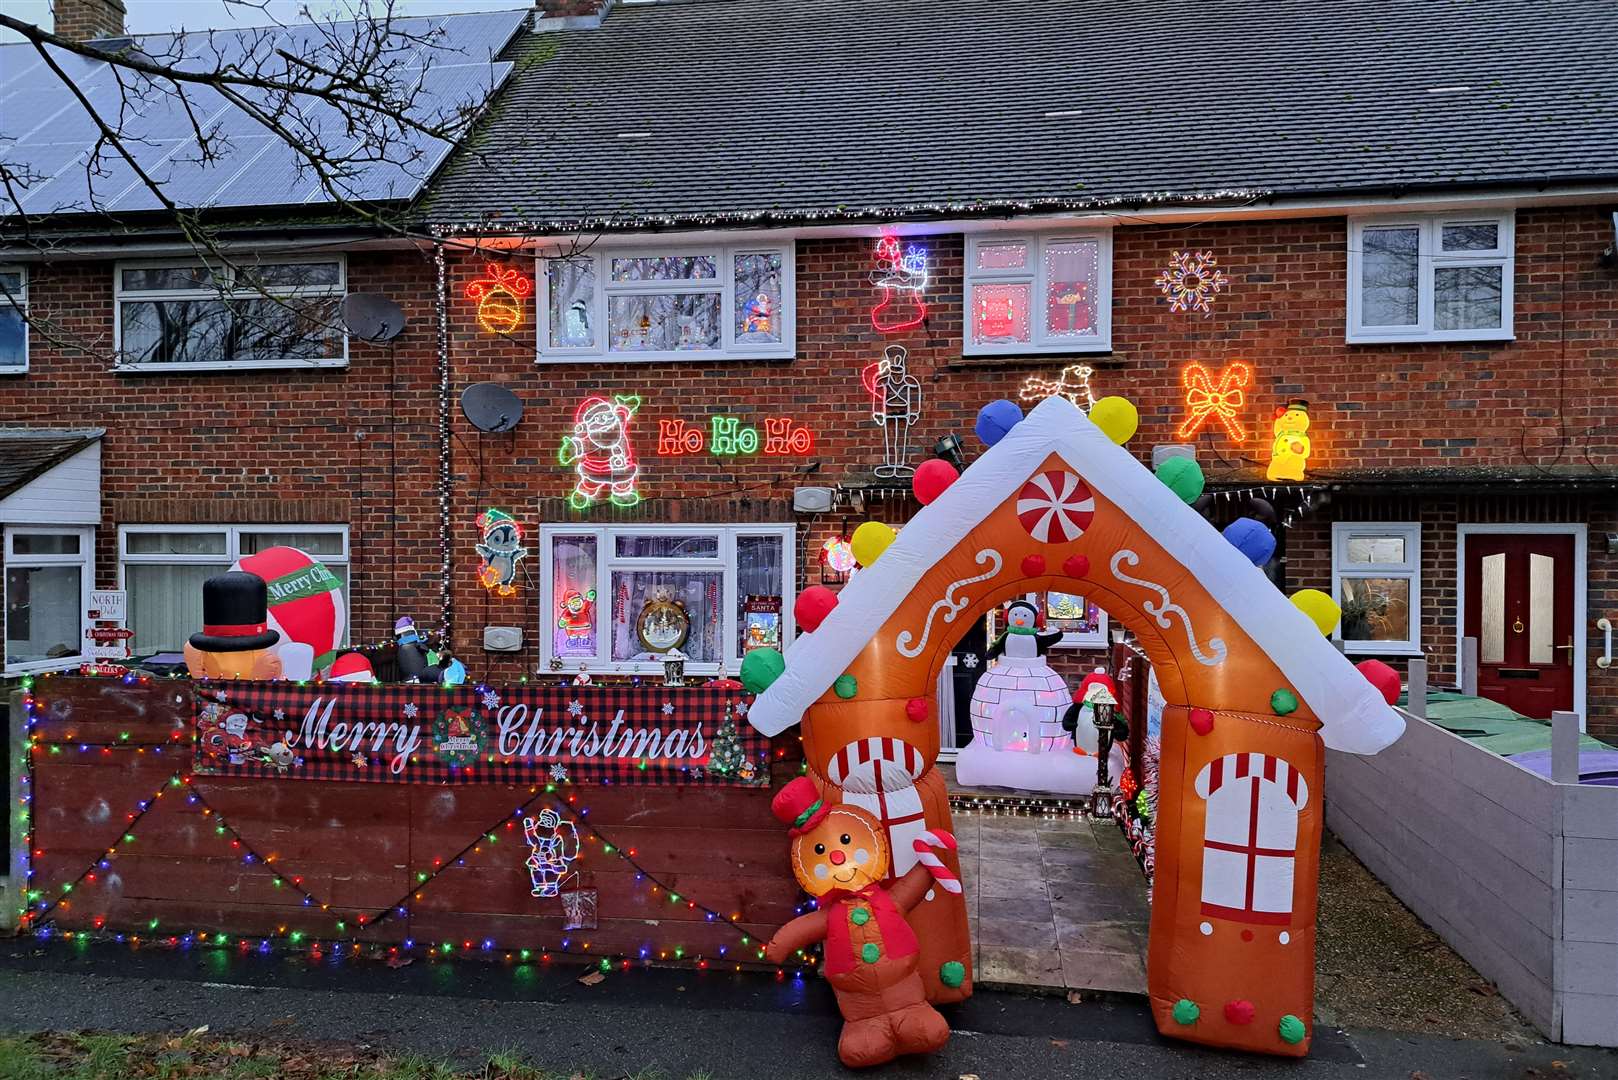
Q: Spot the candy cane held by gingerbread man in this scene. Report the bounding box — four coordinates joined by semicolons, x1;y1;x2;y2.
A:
764;777;954;1069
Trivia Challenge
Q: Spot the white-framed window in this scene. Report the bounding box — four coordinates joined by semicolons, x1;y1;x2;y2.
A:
118;525;349;655
963;231;1113;355
1331;522;1421;655
539;523;795;675
113;257;347;372
3;526;92;674
0;265;26;373
1347;211;1514;343
989;590;1109;649
538;244;795;363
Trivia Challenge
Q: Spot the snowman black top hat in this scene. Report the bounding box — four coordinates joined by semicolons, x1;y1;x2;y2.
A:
188;571;282;653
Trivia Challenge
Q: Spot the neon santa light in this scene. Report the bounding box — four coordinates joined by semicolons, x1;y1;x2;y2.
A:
870;233;929;333
1177;361;1252;442
559;395;641;509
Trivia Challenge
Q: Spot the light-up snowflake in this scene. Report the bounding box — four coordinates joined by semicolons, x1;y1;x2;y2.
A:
1155;250;1228;317
961;653;979;669
402;702;419;719
481;689;501;710
550;763;568;783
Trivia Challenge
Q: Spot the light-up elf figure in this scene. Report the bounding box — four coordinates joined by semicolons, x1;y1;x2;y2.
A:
523;808;581;898
559;394;641;508
861;344;924;478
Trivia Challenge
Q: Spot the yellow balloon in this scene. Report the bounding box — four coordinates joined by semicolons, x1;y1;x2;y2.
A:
1089;396;1139;445
851;521;897;567
1290;588;1342;636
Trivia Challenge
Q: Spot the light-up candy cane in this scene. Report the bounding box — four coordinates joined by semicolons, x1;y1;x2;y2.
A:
911;830;962;894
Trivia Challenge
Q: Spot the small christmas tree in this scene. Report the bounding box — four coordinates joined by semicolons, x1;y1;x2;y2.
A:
708;711;744;775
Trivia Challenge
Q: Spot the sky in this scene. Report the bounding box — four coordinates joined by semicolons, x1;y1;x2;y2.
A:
4;1;525;41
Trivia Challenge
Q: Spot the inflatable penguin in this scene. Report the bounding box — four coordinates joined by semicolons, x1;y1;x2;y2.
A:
955;600;1126;795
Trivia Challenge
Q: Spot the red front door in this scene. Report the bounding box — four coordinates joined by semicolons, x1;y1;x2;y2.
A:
1463;533;1575;719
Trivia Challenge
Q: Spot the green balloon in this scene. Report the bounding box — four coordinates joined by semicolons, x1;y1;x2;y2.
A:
1271;688;1300;715
1155;456;1206;504
834;674;858;699
740;648;786;694
1172;998;1200;1025
1278;1014;1307;1044
940;960;967;988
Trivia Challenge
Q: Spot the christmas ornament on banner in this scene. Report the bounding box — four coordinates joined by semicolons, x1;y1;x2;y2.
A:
230;546;345;679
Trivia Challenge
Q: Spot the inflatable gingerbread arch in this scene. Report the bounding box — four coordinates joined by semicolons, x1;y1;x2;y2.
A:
747;394;1404;1057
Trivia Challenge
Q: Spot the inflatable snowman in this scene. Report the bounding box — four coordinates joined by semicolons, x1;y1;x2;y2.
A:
955;600;1126;795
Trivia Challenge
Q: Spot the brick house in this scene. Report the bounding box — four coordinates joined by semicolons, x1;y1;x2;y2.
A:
5;0;1618;751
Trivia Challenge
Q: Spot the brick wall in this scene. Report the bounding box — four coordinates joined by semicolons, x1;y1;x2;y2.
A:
52;0;126;40
6;207;1617;719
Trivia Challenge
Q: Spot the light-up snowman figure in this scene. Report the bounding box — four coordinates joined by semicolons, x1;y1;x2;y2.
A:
955;600;1125;796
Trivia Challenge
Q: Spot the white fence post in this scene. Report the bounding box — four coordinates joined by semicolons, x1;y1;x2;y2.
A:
1551;710;1582;785
1461;636;1479;697
1407;658;1427;719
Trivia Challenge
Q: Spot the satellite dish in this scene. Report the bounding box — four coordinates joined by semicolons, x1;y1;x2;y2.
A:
341;293;406;343
460;382;524;433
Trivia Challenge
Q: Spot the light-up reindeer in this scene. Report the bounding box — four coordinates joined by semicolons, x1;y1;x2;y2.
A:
523;809;581;898
861;345;923;477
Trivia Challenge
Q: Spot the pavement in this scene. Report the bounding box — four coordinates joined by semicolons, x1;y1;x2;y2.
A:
3;938;1616;1079
956;806;1149;995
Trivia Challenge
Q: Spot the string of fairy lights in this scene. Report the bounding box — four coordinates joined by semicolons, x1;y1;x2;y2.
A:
14;672;818;975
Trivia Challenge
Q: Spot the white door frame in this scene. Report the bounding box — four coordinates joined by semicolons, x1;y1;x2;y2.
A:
1455;523;1587;728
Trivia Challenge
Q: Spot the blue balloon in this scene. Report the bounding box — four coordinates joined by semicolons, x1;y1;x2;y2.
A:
1224;517;1277;566
974;399;1025;447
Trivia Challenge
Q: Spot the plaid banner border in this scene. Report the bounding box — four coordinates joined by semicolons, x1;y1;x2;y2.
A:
193;682;770;787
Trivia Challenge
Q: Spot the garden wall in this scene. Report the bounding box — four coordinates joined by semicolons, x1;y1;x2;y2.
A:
1327;713;1618;1045
9;678;805;970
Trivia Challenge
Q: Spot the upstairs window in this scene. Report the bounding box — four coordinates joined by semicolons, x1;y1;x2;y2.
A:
538;244;794;362
114;258;346;371
0;266;26;373
1347;212;1514;343
964;232;1113;355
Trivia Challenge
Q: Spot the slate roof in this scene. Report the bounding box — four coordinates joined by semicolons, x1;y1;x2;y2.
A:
0;429;103;500
427;0;1618;229
0;9;528;219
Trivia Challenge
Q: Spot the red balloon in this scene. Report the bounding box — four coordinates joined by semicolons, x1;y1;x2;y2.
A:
794;585;840;634
1356;659;1401;706
912;459;959;505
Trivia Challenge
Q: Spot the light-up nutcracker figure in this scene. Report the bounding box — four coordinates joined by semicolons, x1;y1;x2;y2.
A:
861;344;923;478
523;808;581;898
559;394;641;509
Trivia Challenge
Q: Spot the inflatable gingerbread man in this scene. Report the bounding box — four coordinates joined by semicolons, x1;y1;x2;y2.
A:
764;777;952;1068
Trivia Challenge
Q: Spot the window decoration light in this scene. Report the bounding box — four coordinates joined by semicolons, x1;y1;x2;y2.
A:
475;509;527;597
860;344;923;477
1156;250;1228;317
656;415;814;457
821;537;857;575
1020;364;1095;409
1176;361;1252;442
465;263;533;335
559;395;642;509
869;233;929;333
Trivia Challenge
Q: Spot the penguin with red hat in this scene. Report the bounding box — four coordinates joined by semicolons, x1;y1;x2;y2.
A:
763;777;953;1068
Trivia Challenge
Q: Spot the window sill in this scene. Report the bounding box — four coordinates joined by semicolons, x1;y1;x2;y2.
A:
1346;330;1514;346
961;340;1113;359
115;359;349;374
4;655;90;677
537;351;795;365
1338;641;1424;658
0;367;26;376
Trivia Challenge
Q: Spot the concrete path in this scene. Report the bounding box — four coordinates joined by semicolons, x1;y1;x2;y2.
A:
956;806;1149;995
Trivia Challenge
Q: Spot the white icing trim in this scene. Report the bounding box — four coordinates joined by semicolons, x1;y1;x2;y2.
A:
747;395;1404;755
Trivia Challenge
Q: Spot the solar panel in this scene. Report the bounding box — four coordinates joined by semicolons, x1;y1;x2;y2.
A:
0;7;530;218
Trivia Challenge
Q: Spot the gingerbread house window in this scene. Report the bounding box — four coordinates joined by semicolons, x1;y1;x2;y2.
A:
1193;753;1308;925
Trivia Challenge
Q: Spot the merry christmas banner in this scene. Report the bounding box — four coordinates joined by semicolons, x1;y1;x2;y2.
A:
192;682;770;787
